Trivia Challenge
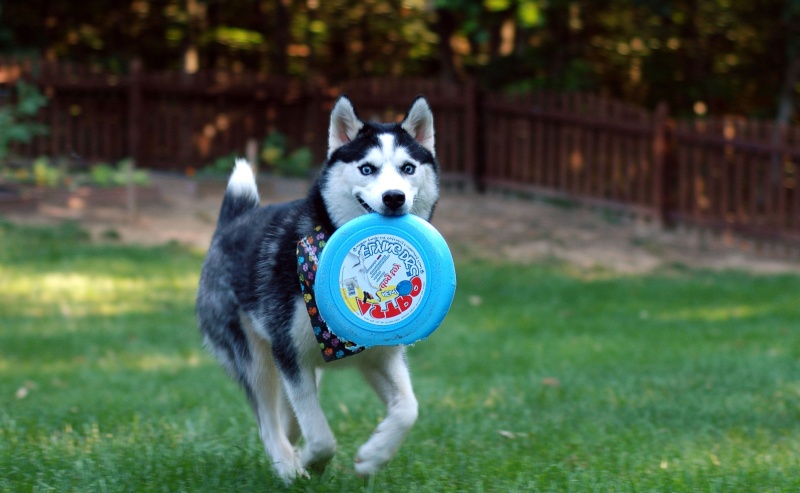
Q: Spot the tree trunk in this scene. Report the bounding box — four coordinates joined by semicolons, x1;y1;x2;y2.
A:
271;0;290;77
435;8;458;83
775;47;800;128
771;44;800;184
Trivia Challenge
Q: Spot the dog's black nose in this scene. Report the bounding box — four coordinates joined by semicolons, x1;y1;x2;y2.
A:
382;190;406;211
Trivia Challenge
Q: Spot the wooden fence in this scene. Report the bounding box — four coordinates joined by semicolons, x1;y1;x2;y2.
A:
2;58;800;246
2;59;326;171
482;92;669;219
672;118;800;243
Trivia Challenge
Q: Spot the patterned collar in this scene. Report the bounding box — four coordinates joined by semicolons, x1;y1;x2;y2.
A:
297;226;365;362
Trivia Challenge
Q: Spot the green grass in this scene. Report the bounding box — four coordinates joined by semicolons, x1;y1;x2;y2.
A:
1;221;799;492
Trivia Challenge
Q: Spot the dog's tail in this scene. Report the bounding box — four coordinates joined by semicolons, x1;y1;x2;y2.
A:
217;158;259;227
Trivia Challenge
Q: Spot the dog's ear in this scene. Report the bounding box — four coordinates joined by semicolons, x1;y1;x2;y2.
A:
328;95;364;157
401;96;435;156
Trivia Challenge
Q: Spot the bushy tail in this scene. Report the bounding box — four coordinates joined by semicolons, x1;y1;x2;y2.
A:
217;158;259;228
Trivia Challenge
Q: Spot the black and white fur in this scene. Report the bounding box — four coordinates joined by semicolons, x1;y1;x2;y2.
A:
196;96;439;482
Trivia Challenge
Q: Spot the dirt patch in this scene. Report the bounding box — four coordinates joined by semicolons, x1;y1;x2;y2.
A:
4;174;799;275
434;192;800;274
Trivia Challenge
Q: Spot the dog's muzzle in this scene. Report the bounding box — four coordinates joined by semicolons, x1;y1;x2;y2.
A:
358;191;408;215
357;196;377;213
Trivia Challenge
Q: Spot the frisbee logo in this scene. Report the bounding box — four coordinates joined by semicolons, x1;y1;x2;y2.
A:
358;239;422;278
339;234;426;325
355;276;423;320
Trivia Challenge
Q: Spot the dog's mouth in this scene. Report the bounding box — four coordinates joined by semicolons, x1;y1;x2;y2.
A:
357;194;411;216
357;196;377;214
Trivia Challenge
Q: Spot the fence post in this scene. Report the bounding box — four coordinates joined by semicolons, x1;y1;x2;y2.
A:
462;78;477;191
127;58;142;219
652;101;675;227
464;78;485;192
303;78;325;167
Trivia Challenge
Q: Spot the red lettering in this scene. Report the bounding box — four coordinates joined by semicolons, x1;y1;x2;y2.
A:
379;264;402;289
383;300;402;318
397;295;413;312
357;298;371;315
410;276;423;297
357;280;422;320
370;304;385;319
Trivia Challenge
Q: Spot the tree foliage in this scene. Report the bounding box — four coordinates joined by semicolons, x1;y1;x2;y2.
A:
0;82;48;162
0;0;798;120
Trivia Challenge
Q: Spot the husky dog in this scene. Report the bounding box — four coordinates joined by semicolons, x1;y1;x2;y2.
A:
196;96;439;482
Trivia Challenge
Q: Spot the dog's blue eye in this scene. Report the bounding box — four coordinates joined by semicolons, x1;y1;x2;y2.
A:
401;163;416;175
359;164;376;176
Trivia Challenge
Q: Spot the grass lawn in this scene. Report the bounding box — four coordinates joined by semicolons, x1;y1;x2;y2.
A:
1;220;799;492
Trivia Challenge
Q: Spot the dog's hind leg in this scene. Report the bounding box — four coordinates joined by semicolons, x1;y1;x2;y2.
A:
280;367;321;446
278;364;337;475
268;300;337;475
241;319;309;483
199;299;304;482
279;385;301;446
353;346;419;476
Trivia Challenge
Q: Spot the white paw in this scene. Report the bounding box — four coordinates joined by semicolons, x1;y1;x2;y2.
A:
273;452;310;484
354;456;377;477
301;440;336;475
353;445;390;477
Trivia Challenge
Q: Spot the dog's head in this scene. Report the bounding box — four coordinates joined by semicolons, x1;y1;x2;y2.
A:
320;96;439;228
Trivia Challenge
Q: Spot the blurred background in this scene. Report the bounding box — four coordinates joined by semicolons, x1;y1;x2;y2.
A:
1;0;800;251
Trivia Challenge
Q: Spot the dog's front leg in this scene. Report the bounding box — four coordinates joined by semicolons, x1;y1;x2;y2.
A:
354;347;419;476
280;367;337;474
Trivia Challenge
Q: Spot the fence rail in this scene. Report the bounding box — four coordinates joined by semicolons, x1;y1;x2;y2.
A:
672;118;800;242
482;92;666;218
3;58;800;246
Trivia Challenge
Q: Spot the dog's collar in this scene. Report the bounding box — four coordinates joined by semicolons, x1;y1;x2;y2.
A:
297;226;365;362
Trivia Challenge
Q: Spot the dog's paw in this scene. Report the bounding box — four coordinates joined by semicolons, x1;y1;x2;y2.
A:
276;467;310;485
273;453;310;484
354;455;375;477
301;440;336;475
353;445;391;477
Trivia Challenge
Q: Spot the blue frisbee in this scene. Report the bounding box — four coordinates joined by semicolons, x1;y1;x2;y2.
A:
315;214;456;348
